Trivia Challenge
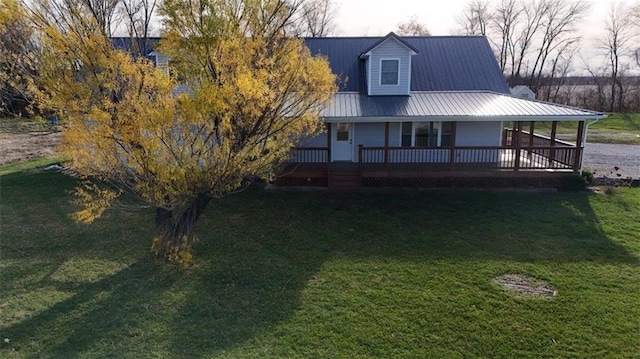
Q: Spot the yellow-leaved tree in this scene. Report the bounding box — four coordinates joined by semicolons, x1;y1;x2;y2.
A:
25;0;337;265
0;0;39;116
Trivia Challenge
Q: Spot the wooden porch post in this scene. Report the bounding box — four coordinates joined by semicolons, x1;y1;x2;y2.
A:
514;121;522;171
326;123;331;186
528;121;535;160
326;123;331;162
449;121;457;169
573;120;585;172
384;122;389;166
502;123;508;146
509;121;516;147
549;121;557;166
528;121;535;147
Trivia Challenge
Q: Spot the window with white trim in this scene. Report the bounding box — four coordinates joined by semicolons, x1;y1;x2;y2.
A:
380;59;399;85
401;122;454;147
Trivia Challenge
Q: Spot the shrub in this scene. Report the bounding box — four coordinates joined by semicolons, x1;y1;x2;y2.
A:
581;169;595;185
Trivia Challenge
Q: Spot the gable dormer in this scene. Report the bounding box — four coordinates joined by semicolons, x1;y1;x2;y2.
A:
359;32;418;96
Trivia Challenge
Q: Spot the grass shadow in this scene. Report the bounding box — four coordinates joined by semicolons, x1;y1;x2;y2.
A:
1;172;638;357
231;188;639;265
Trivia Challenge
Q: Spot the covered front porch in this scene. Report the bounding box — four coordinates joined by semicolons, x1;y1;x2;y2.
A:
280;120;590;188
278;91;605;188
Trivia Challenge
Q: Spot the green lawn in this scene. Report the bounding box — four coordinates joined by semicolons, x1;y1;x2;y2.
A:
534;112;640;144
1;163;639;358
0;116;57;134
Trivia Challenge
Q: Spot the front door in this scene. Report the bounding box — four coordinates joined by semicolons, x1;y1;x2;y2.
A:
332;122;353;161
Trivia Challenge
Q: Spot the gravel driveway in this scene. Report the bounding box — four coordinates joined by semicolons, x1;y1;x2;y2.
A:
583;143;640;179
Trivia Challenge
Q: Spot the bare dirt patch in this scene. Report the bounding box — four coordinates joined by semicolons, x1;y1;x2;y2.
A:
0;131;61;166
492;274;557;298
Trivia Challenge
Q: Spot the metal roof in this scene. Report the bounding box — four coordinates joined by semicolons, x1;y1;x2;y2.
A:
320;92;606;122
305;36;510;94
110;37;161;56
358;32;420;57
111;36;510;94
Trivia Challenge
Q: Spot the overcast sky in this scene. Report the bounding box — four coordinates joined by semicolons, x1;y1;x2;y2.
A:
331;0;625;69
332;0;616;38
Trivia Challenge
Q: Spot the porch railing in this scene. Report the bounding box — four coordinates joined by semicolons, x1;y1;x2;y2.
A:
288;147;329;163
357;146;577;171
287;145;578;173
503;128;575;148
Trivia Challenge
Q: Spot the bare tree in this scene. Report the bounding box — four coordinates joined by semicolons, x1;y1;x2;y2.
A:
458;0;491;36
456;0;545;86
120;0;159;56
584;63;608;111
24;0;119;35
491;0;521;74
632;2;640;68
598;1;635;112
527;0;589;92
506;0;546;85
539;39;578;102
396;15;430;36
296;0;336;37
83;0;120;36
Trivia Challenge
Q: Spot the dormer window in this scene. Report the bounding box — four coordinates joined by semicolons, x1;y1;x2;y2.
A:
359;32;418;95
380;59;399;85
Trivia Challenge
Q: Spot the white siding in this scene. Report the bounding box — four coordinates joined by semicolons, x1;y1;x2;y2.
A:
367;39;412;96
172;84;192;97
155;53;170;74
455;122;502;146
354;122;450;163
388;123;401;146
353;123;385;147
455;121;502;162
353;123;384;161
298;132;328;147
292;122;505;164
291;133;328;163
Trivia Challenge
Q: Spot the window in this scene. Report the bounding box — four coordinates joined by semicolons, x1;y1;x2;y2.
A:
401;122;454;147
440;122;454;147
401;121;412;146
381;59;399;85
414;122;432;147
336;123;349;141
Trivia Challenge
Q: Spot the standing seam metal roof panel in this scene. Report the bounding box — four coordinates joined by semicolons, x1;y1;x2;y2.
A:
321;92;605;120
304;36;510;94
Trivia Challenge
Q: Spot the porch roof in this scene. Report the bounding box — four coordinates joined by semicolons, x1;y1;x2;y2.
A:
321;91;606;122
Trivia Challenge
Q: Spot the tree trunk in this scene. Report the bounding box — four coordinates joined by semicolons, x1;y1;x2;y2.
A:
153;194;212;265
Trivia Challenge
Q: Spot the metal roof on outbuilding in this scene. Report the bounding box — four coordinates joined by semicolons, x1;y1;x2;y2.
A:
304;36;510;94
320;91;606;122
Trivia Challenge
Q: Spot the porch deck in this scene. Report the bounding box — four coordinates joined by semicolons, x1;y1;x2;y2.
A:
279;146;578;188
278;125;585;188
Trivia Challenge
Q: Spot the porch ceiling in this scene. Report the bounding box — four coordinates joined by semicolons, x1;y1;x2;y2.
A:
321;91;606;122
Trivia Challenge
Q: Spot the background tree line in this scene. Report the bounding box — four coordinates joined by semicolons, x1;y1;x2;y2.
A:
457;0;640;112
6;0;640;116
0;0;335;117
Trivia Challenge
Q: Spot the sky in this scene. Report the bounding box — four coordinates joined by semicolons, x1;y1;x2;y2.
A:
332;0;616;38
331;0;623;70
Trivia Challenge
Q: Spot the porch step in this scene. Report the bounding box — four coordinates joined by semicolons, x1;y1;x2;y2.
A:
329;170;360;189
